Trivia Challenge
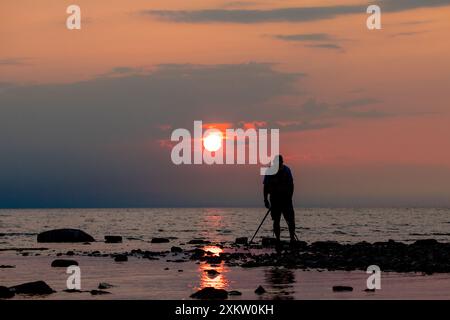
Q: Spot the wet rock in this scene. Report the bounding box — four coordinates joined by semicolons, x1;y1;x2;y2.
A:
254;285;266;295
10;281;55;295
51;259;78;267
412;239;439;246
332;286;353;292
188;239;211;245
190;287;228;300
261;238;277;247
98;282;114;289
235;237;248;245
171;246;183;253
290;240;308;249
190;248;205;260
0;265;15;268
114;254;128;262
228;290;242;296
37;229;95;243
0;286;15;299
204;256;223;264
178;269;183;272
105;236;122;243
151;238;170;243
205;269;220;277
90;290;111;295
311;241;342;252
63;289;84;293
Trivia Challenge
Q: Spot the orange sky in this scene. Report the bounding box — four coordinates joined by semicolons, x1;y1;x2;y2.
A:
1;0;450;207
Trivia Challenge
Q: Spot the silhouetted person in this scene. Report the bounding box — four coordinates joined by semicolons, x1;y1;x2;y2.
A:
263;155;296;247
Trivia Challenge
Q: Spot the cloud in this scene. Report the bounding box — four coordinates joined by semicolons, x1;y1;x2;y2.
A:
141;0;450;24
389;31;428;37
0;63;406;207
306;43;342;50
271;33;345;51
142;5;362;24
272;33;333;42
0;57;31;66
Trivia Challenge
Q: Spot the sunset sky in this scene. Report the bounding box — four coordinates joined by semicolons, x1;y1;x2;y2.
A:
1;0;450;207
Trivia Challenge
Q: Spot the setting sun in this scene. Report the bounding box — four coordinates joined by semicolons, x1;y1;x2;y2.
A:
203;132;222;152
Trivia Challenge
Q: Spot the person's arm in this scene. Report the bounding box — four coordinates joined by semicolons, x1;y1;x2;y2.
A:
263;176;270;208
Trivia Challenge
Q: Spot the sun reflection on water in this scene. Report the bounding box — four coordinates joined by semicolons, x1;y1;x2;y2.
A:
198;245;229;290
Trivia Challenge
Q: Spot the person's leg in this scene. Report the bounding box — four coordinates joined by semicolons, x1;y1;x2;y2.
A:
282;205;296;242
270;208;281;243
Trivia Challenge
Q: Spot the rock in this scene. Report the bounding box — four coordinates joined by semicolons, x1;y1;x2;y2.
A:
37;229;95;243
151;238;170;243
66;251;75;256
205;269;220;277
332;286;353;292
228;290;242;296
235;237;248;245
178;269;183;272
10;281;55;295
63;289;83;293
364;288;376;292
90;290;111;295
190;287;228;300
51;259;78;267
105;236;122;243
254;285;266;295
0;286;15;299
190;248;205;260
171;246;183;253
261;238;277;247
98;282;114;289
114;254;128;262
0;265;15;268
412;239;439;246
188;239;211;245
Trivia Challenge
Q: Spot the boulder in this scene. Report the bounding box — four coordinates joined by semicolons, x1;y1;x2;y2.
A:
235;237;248;245
51;259;78;267
332;286;353;292
190;287;228;300
151;238;170;243
114;254;128;262
228;290;242;296
98;282;114;289
254;285;266;295
205;269;220;277
188;239;211;245
171;246;183;253
105;236;122;243
412;239;439;246
90;290;111;295
261;238;277;247
10;281;55;295
37;229;94;243
0;286;15;299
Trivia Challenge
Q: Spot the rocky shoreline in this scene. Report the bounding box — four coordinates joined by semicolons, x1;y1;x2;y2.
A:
1;228;450;299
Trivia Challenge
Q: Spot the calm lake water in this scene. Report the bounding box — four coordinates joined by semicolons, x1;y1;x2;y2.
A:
1;208;450;249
